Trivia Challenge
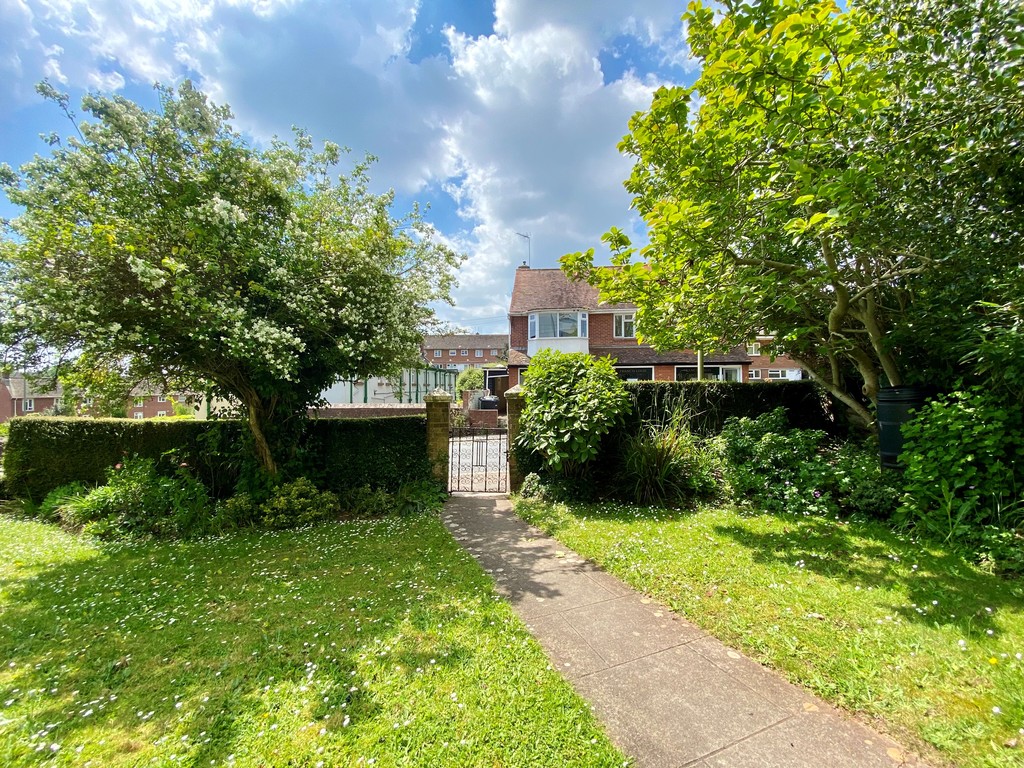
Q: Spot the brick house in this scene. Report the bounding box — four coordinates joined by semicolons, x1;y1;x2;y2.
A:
507;267;752;386
744;336;806;381
0;375;63;422
422;334;508;372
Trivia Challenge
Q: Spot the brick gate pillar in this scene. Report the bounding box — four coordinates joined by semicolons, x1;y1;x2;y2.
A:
424;390;453;487
504;385;526;493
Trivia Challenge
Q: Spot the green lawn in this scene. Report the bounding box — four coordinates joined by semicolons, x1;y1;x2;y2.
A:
513;496;1024;768
0;507;626;767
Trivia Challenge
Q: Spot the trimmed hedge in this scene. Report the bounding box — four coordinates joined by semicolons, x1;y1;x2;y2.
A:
2;415;431;502
622;380;840;436
303;416;431;495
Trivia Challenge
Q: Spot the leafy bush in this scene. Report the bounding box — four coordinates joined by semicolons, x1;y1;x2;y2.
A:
897;387;1024;545
831;443;901;520
518;350;631;476
618;416;721;505
720;408;835;516
624;380;840;436
456;367;485;395
36;481;93;524
259;478;341;530
55;458;213;539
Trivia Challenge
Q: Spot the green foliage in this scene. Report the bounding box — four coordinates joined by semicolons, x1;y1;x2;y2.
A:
393;479;447;516
455;367;484;395
259;478;341;530
898;388;1024;550
517;350;631;476
2;415;430;501
562;0;1024;426
53;458;213;540
623;380;839;436
0;81;462;475
617;412;721;505
303;416;431;494
36;481;93;524
831;443;901;521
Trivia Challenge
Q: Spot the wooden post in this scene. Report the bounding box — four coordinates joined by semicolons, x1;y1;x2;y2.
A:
424;389;452;488
504;385;526;493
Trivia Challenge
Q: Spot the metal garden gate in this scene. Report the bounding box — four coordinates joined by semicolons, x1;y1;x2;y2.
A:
449;426;508;492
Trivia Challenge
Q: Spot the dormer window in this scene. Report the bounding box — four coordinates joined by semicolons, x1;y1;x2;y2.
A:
528;312;588;339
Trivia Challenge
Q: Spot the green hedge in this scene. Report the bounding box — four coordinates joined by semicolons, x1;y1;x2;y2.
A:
2;416;430;501
622;380;839;435
303;416;431;494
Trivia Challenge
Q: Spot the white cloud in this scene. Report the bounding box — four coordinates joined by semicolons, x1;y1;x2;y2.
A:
2;0;692;326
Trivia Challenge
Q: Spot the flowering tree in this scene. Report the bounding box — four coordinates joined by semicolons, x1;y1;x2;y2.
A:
0;82;462;474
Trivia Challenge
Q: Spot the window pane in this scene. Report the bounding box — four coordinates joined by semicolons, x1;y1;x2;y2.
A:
528;315;537;338
557;313;578;337
538;313;558;338
614;315;622;336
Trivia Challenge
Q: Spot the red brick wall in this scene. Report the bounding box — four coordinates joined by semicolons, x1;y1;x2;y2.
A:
17;396;58;416
468;409;498;427
510;316;528;349
0;384;13;422
589;312;639;347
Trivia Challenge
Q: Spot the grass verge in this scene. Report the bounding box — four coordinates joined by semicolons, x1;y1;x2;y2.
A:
0;505;626;767
513;496;1024;768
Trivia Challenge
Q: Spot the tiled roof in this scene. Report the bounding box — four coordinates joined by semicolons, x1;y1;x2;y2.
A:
506;349;530;366
508;267;634;314
422;334;508;350
2;375;62;399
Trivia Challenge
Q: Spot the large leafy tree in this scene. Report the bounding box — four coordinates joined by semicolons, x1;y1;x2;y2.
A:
0;82;462;473
563;0;1024;427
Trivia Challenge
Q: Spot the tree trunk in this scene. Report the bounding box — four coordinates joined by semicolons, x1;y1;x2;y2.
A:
242;393;278;476
791;354;874;431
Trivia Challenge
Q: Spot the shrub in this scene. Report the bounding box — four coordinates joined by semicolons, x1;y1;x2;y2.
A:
456;367;485;395
720;408;835;516
57;458;213;539
36;481;93;524
830;442;901;520
518;350;631;477
259;478;341;530
618;416;721;505
623;380;839;436
897;387;1024;543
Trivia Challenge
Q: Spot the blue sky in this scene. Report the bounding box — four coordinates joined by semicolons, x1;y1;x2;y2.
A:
1;0;698;333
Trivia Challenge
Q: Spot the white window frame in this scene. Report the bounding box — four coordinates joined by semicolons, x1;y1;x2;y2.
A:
748;369;762;380
767;369;786;380
133;412;145;420
675;365;743;382
157;395;167;403
133;396;145;407
746;342;761;356
613;312;636;339
82;397;93;406
527;312;589;339
433;349;442;358
490;348;499;356
475;349;483;358
460;349;468;356
23;398;34;412
157;410;167;417
449;349;457;356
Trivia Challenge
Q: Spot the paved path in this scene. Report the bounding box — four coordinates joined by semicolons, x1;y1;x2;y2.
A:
442;493;926;768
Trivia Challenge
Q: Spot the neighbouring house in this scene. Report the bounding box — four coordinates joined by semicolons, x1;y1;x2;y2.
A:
0;374;63;423
421;334;508;372
744;335;806;381
507;266;756;386
124;385;196;420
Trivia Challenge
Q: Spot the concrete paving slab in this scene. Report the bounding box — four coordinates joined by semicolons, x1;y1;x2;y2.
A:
572;644;788;766
687;635;815;712
558;594;703;667
441;494;928;768
526;614;612;677
691;710;919;767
